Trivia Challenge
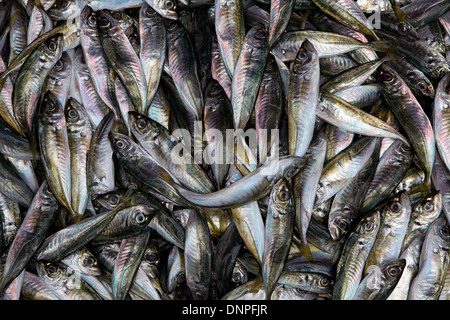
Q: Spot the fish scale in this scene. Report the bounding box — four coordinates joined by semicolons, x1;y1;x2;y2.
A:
0;0;449;302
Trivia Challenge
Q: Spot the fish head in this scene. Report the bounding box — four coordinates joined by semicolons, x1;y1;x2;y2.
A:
356;208;381;238
267;156;306;181
36;261;66;285
129;204;157;228
128;111;164;143
48;0;81;21
291;39;319;75
377;64;404;95
141;3;158;21
382;190;411;225
109;131;139;160
247;22;268;49
141;242;160;277
93;189;125;211
42;33;65;61
412;190;442;225
76;248;101;276
270;178;293;214
96;10;122;36
52;51;72;76
39;91;65;124
104;9;135;33
414;79;435;98
65;98;88;127
204;80;226;112
80;5;98;30
381;259;406;285
159;0;179;20
431;217;450;252
328;209;354;241
430;58;450;80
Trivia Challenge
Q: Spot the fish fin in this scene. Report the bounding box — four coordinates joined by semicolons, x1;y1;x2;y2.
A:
0;76;6;94
29;136;39;165
368;40;398;53
389;0;415;26
299;242;314;262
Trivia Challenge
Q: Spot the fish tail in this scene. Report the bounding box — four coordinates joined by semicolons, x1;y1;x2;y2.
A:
368;40;398;53
299;242;314;262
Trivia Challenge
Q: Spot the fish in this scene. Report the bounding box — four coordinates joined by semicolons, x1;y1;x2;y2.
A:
38;91;73;216
288;39;320;158
378;64;436;190
263;178;294;299
1;0;449;302
97;10;147;114
407;217;450;300
13;33;64;137
352;259;406;300
333;208;381;300
364;191;412;276
184;209;212;300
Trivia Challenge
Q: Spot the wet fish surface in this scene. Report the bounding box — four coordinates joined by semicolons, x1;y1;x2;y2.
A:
0;0;448;301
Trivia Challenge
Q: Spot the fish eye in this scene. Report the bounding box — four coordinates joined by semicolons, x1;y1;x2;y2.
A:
277;190;289;202
43;99;57;112
177;273;186;284
83;256;96;267
417;82;427;92
194;291;204;299
285;168;299;179
382;72;394;82
438;68;448;78
48;40;58;51
54;59;64;70
440;226;450;238
209;83;221;96
265;61;274;71
295;287;304;294
167;20;177;30
136;118;148;130
88;14;97;26
98;16;111;27
399;22;411;33
146;7;157;16
129;35;138;45
386;266;400;278
232;273;241;283
364;220;374;232
337;219;350;231
423;201;434;212
165;1;175;10
46;264;60;277
135;211;146;224
108;194;119;205
297;50;308;61
112;11;122;20
254;28;267;40
114;139;127;149
146;252;158;263
44;184;53;195
389;201;401;213
319;277;330;287
66;108;78;119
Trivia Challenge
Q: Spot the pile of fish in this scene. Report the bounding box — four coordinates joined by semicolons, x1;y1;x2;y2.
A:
0;0;449;300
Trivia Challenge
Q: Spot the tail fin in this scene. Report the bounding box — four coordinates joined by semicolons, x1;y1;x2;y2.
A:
299;242;314;263
368;40;398;53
